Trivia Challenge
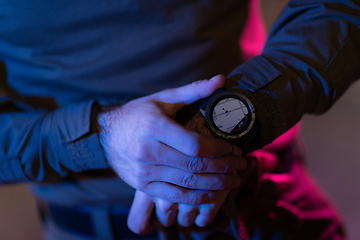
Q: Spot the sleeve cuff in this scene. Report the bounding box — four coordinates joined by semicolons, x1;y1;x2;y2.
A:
226;55;288;147
41;100;108;173
0;158;28;183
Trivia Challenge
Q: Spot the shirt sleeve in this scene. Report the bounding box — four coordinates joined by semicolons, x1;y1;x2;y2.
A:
0;97;108;183
226;0;360;147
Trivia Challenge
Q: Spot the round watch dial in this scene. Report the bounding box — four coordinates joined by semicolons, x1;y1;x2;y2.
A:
212;98;249;134
205;90;255;140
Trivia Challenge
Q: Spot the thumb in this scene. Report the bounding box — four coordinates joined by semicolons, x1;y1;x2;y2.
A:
155;74;226;105
127;191;155;235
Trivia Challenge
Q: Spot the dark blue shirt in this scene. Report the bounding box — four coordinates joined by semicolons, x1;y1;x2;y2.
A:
0;0;360;205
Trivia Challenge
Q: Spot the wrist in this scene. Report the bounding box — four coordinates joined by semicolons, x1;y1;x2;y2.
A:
96;102;126;136
95;102;128;166
198;88;260;153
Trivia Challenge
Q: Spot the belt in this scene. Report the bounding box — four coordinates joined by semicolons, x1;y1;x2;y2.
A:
44;203;158;240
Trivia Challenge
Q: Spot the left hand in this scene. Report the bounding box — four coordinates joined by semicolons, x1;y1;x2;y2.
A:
127;148;283;235
127;189;230;234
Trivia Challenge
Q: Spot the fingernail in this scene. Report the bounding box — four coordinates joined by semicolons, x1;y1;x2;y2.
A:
210;74;223;81
209;76;216;81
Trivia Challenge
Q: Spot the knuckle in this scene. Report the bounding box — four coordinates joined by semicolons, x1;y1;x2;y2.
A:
190;81;205;101
158;203;175;214
187;157;207;172
142;118;157;136
166;192;181;203
181;174;199;188
182;208;199;217
132;146;148;161
189;195;204;205
138;166;152;178
142;110;166;135
191;80;201;88
221;163;230;173
132;166;152;189
191;80;208;100
213;178;226;190
132;145;156;163
185;137;201;156
212;160;228;173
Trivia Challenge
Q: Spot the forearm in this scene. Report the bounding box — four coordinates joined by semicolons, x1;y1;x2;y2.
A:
227;0;360;147
0;100;108;183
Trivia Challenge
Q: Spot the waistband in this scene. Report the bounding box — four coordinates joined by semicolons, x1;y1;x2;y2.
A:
38;201;158;240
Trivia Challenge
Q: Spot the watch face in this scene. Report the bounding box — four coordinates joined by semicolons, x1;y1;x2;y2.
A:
212;98;249;134
205;90;255;140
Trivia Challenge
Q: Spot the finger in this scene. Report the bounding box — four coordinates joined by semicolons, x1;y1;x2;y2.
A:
138;141;247;173
194;204;217;227
152;117;234;157
177;204;199;227
143;182;215;205
143;165;241;190
127;191;155;235
155;75;226;105
195;190;229;227
154;198;178;227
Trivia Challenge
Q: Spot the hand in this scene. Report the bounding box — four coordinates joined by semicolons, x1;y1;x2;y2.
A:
127;149;284;235
127;93;246;234
127;121;303;237
127;189;230;234
97;75;247;205
154;190;230;227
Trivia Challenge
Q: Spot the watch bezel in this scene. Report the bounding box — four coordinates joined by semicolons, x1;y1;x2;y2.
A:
204;90;256;141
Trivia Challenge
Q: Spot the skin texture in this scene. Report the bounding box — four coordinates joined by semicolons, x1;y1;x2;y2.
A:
127;148;287;235
126;81;249;234
97;75;247;205
126;95;239;234
127;95;298;234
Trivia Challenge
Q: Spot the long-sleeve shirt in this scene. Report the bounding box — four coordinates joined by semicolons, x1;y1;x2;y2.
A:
0;0;359;205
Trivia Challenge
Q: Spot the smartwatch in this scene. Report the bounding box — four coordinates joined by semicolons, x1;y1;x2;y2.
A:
198;88;259;153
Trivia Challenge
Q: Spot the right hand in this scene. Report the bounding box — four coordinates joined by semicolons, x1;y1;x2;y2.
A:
97;75;247;205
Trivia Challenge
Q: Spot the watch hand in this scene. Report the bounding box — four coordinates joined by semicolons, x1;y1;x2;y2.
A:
222;108;230;116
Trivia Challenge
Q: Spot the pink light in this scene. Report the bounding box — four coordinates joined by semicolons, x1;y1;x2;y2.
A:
239;0;267;61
